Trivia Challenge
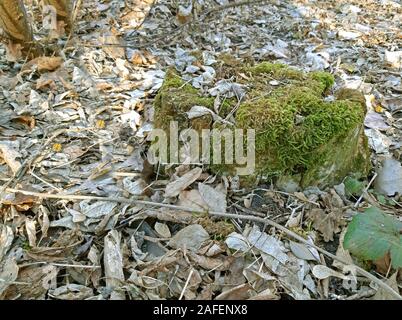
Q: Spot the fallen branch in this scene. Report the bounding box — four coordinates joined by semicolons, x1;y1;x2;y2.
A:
4;187;402;300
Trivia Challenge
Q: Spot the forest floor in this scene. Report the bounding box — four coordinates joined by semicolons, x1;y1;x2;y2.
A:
0;0;401;300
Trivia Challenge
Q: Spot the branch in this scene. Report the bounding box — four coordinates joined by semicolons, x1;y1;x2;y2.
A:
4;187;402;300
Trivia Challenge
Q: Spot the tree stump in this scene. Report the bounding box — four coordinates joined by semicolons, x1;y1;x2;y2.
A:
0;0;35;56
43;0;73;32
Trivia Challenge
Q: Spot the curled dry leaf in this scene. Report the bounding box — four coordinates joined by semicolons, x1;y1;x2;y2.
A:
0;258;19;298
165;167;203;198
154;222;171;238
168;224;210;252
1;191;39;212
289;241;320;262
198;183;227;213
178;189;209;211
104;230;125;300
0;143;21;174
333;229;354;270
307;208;345;242
312;265;349;281
137;209;194;225
49;284;94;300
2;265;58;299
247;225;288;264
187;251;234;271
22;57;63;73
0;224;14;262
215;283;252;300
374;157;402;196
25;218;37;248
373;272;400;300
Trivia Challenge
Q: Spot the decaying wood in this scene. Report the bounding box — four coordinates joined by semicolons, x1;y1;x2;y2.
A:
43;0;73;31
0;0;74;58
0;0;34;53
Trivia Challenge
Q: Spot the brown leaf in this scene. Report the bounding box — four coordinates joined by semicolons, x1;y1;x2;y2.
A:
5;42;23;62
373;252;391;275
36;78;56;90
307;208;345;242
1;192;40;212
165;167;203;198
0;143;21;174
102;32;126;60
2;265;58;299
12;115;36;130
215;283;252;300
188;252;234;271
22;56;63;73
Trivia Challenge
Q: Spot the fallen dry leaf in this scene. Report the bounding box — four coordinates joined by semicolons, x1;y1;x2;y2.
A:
164;167;202;198
23;56;63;73
307;208;345;242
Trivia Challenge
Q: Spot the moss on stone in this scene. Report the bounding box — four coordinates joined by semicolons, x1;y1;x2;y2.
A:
309;71;335;92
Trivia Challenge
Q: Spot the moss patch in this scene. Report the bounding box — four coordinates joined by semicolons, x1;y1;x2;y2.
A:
154;68;216;131
153;61;370;188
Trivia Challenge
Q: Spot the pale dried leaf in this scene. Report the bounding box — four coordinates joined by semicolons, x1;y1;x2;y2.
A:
164;167;202;198
198;183;227;213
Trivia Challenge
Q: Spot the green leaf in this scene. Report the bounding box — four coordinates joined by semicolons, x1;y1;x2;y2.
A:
376;194;387;205
344;176;365;196
344;207;402;268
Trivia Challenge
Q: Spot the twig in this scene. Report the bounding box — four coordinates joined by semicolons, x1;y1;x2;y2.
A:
354;173;377;208
19;262;101;269
3;188;402;300
231;202;266;217
0;279;31;285
346;289;376;300
179;268;194;300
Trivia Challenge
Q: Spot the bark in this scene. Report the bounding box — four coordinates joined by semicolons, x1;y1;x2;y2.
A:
43;0;73;31
0;0;33;45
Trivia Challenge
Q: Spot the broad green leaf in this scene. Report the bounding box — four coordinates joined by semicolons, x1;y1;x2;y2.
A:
344;207;402;268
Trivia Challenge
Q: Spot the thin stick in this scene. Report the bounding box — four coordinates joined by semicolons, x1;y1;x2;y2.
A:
354;173;377;208
179;268;194;300
19;261;101;269
3;188;402;300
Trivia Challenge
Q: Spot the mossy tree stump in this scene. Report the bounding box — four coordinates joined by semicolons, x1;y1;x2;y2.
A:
153;61;370;188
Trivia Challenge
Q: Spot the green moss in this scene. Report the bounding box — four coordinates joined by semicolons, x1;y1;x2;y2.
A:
196;216;235;239
247;62;304;80
161;68;187;89
335;88;366;111
232;63;367;187
309;71;335;92
154;68;215;131
153;61;370;188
